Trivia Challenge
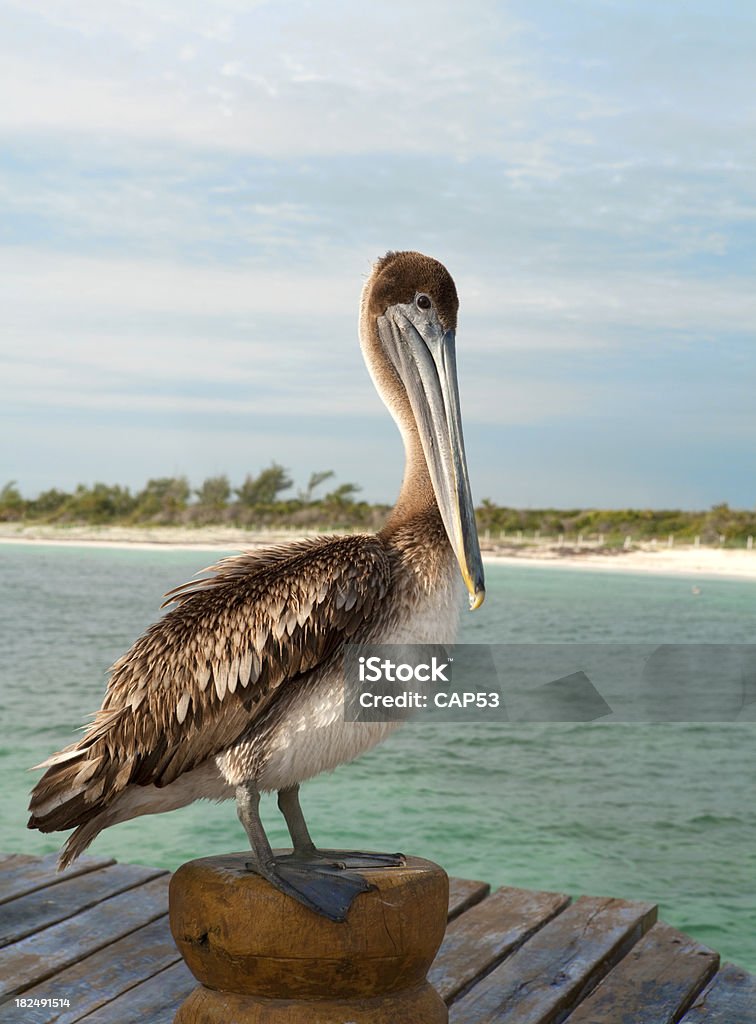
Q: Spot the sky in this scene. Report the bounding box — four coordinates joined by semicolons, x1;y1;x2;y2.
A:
2;0;755;509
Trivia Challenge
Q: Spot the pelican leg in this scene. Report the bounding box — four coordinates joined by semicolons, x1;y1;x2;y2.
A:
236;782;275;869
276;784;406;870
276;784;316;855
236;782;371;922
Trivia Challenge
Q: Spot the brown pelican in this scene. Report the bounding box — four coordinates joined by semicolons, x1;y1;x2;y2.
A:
28;251;485;920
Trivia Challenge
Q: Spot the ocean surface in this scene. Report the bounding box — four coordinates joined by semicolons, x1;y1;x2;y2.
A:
1;544;755;970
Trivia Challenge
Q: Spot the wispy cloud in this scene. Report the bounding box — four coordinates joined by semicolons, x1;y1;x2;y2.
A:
1;0;754;506
0;1;544;158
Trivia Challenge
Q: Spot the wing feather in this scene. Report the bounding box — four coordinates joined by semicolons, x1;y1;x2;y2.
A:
29;535;391;833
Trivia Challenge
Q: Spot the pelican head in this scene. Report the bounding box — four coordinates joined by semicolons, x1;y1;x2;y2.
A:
361;251;485;610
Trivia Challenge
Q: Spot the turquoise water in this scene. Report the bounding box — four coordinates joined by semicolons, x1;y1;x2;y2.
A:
1;544;755;969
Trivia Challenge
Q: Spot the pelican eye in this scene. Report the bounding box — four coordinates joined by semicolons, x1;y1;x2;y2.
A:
416;293;432;311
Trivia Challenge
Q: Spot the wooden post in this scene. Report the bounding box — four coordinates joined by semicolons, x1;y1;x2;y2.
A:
748;535;754;550
668;534;674;548
169;853;448;1023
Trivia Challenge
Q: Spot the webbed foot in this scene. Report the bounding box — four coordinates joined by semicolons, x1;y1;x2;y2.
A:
244;855;373;922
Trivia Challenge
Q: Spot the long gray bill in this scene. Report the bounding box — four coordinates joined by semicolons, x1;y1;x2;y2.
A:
378;304;485;609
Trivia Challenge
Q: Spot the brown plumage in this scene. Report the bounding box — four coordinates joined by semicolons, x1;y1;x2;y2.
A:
28;251;484;878
29;536;394;863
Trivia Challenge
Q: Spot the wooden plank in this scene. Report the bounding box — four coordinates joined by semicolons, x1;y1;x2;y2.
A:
680;962;756;1024
447;877;491;921
0;854;35;870
449;895;657;1024
565;921;719;1024
75;960;196;1024
0;875;171;1001
431;886;570;1004
0;853;116;905
18;916;183;1024
0;862;166;948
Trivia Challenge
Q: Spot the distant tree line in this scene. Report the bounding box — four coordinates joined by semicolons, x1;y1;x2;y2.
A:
2;472;756;544
0;464;387;531
474;500;756;546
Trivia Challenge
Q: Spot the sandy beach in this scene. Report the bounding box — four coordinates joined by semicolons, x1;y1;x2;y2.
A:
2;523;755;581
483;544;756;580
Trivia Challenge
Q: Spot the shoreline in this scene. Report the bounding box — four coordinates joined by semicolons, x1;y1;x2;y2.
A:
2;525;756;580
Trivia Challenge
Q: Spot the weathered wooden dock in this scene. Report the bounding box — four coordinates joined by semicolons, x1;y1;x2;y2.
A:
1;852;754;1023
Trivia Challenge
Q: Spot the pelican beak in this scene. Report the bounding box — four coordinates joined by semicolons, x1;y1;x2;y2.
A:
378;304;485;610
